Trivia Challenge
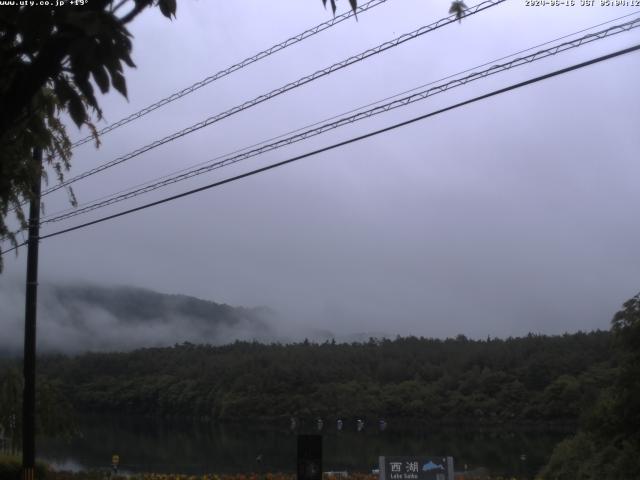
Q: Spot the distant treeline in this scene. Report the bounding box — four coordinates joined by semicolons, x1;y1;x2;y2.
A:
28;331;617;424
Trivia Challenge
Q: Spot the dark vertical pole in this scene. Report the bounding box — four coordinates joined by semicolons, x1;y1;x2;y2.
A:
297;435;322;480
22;147;42;480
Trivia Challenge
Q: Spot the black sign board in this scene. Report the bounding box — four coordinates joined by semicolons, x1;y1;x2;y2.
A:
297;435;322;480
379;456;454;480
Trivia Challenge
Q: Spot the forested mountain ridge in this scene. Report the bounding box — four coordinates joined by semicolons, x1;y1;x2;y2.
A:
50;284;273;328
33;331;615;423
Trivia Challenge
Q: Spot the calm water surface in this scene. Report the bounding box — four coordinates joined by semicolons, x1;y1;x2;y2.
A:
38;415;572;478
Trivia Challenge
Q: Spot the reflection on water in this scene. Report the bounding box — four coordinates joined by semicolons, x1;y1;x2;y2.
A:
38;415;571;477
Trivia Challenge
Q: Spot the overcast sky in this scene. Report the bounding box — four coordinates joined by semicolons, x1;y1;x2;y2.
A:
2;0;640;343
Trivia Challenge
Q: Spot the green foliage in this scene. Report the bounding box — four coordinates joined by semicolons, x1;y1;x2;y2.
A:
24;331;613;424
0;368;77;448
0;454;48;480
540;293;640;479
0;0;177;270
538;431;640;480
0;369;21;453
449;0;469;22
610;293;640;436
0;87;74;271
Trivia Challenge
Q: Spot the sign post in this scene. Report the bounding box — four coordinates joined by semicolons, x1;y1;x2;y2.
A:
111;454;120;475
297;435;322;480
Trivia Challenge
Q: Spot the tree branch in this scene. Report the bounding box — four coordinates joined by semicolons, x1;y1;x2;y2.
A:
111;0;130;14
118;2;149;25
0;36;70;136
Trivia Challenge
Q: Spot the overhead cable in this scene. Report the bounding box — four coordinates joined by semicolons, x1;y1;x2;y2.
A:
71;0;392;148
5;43;632;250
40;0;505;198
41;10;640;222
39;17;640;225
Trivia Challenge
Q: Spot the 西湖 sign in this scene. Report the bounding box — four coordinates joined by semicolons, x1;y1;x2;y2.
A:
378;456;454;480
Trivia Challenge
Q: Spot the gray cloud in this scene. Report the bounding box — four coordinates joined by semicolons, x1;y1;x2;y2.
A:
0;278;384;354
1;1;639;346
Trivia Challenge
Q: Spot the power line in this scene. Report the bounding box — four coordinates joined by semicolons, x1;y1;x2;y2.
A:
8;0;397;217
39;0;505;198
40;10;640;223
71;0;391;149
14;44;636;249
39;17;640;225
1;240;28;256
4;11;639;243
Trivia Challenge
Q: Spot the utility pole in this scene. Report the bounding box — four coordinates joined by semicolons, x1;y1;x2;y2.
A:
22;147;42;480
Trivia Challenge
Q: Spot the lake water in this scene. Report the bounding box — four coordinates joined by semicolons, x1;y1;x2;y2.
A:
37;415;572;478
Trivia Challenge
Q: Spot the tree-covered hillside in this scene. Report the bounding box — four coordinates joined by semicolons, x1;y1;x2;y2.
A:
32;332;615;423
540;293;640;479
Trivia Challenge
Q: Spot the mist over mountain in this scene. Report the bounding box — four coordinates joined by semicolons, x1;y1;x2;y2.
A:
0;282;276;354
0;280;393;355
